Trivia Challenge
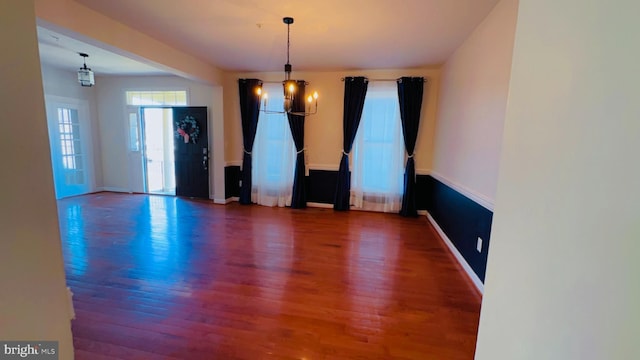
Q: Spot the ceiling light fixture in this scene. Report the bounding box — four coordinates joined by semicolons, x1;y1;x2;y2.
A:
258;17;318;116
77;53;95;87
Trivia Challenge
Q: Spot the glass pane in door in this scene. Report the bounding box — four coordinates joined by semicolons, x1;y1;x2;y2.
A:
57;107;85;186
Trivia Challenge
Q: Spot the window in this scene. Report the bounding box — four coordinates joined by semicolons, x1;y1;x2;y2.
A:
251;83;296;207
351;82;405;212
57;107;84;185
128;113;140;151
125;90;187;106
45;96;93;199
125;90;188;152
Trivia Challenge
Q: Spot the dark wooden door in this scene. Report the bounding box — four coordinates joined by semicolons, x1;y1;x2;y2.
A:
173;106;209;199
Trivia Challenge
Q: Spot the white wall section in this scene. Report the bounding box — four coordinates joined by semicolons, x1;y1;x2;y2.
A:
432;0;519;204
41;64;103;190
95;76;224;200
476;0;640;359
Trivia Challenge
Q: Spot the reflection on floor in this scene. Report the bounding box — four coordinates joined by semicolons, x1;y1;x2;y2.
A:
58;192;481;359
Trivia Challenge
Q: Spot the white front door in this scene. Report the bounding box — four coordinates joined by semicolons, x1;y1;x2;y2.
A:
45;96;93;199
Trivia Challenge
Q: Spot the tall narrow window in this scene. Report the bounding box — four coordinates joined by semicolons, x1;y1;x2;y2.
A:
351;82;405;212
128;112;140;152
45;96;93;199
251;83;296;207
57;107;85;185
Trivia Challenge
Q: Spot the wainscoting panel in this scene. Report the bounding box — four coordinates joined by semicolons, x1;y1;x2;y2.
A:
307;169;338;204
224;165;241;199
416;174;431;211
423;176;493;282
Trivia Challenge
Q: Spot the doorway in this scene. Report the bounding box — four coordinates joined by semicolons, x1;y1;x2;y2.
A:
141;107;176;195
138;106;210;199
125;90;187;194
45;96;94;199
172;106;210;199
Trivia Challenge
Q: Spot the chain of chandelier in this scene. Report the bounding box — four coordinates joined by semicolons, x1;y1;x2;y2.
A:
257;17;318;117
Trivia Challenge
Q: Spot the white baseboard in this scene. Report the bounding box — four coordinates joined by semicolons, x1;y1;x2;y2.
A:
214;200;331;207
216;197;238;204
426;213;484;294
307;202;333;209
100;187;130;193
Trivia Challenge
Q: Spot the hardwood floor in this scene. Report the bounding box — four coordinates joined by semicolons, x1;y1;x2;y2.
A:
57;193;481;359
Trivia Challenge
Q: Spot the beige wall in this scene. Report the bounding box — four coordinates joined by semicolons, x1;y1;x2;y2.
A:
0;1;74;358
476;0;640;359
223;68;440;172
432;0;519;209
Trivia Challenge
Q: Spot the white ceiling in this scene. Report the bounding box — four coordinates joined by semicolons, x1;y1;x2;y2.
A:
37;26;170;76
39;0;501;75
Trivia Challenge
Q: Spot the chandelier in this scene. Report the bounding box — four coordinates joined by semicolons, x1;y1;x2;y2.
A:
77;53;95;87
258;17;318;116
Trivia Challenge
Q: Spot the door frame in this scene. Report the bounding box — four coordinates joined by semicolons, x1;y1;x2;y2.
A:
44;95;95;198
139;106;176;195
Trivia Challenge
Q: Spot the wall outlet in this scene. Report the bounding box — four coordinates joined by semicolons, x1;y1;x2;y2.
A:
476;237;483;253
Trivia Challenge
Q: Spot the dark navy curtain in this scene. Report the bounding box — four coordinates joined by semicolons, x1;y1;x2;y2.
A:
333;77;368;211
287;80;307;209
397;77;424;217
238;79;262;205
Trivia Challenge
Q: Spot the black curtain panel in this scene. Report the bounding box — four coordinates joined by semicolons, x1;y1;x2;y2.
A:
334;77;368;211
397;77;425;217
238;78;262;205
287;80;307;209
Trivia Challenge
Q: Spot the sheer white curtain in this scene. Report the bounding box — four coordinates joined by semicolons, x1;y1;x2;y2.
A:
251;83;296;207
351;81;405;212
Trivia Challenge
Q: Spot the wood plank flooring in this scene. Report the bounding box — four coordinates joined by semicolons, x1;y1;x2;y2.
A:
57;193;481;359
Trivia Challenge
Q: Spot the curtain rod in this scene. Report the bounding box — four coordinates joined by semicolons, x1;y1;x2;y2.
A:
340;77;426;82
261;78;425;83
261;80;309;85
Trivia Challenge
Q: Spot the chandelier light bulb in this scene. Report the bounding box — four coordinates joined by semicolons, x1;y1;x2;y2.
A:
256;87;262;96
313;91;318;100
307;95;313;103
289;83;295;93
